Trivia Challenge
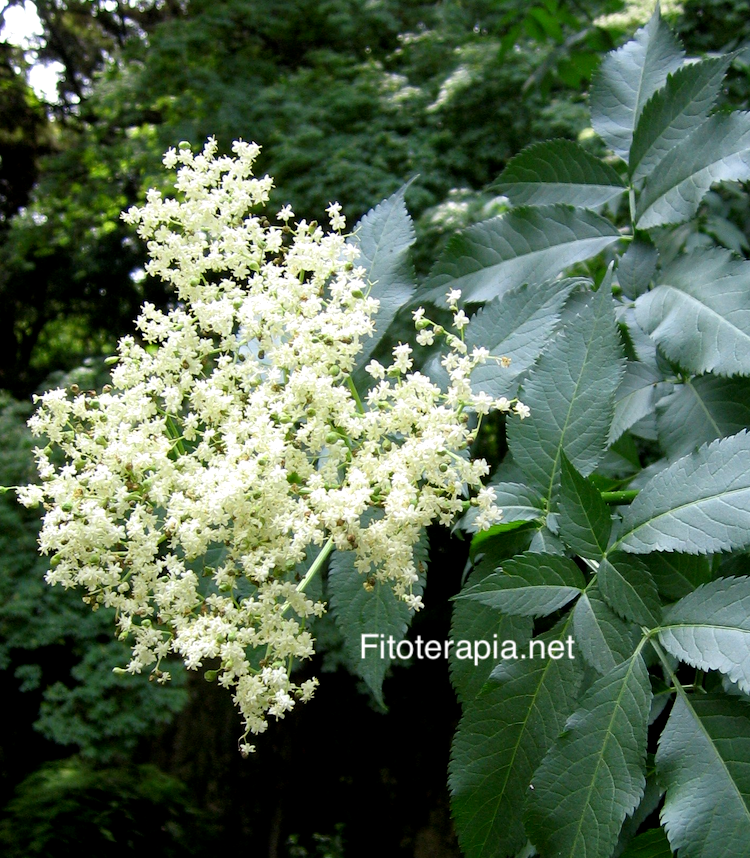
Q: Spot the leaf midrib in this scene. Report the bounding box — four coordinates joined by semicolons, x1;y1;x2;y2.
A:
611;482;750;552
672;693;750;833
647;285;750;354
564;654;644;857
640;127;750;219
448;235;616;287
544;305;610;506
472;613;576;857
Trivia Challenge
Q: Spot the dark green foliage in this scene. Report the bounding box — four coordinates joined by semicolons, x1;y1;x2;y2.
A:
438;11;750;856
1;0;601;396
327;528;427;707
0;758;211;857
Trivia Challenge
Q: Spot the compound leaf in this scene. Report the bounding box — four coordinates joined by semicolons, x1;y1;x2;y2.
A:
508;280;624;504
635;248;750;376
590;8;684;161
450;617;583;858
636;112;750;228
612;431;750;555
457;552;585;618
420;206;620;305
657;693;750;858
658;576;750;692
493;139;626;208
524;653;651;858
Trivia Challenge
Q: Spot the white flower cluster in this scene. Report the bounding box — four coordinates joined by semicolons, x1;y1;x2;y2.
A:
594;0;682;31
19;138;526;751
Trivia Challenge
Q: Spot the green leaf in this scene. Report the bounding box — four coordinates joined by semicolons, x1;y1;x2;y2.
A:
617;237;658;300
327;531;426;706
590;8;684;162
419;206;621;305
466;278;581;400
461;482;544;534
508;280;624;504
657;693;750;858
492;139;626;208
450;617;583;858
630;55;732;182
635;248;750;376
612;432;750;555
450;544;533;705
609;361;663;445
618;827;674;858
528;526;567;556
616;776;668;855
450;605;533;706
469;526;535;568
524;653;651;858
558;453;612;558
636;112;750;228
457;552;585;618
574;583;640;674
351;185;416;386
657;577;750;692
641;552;713;601
598;553;661;628
636;260;750;375
656;376;750;460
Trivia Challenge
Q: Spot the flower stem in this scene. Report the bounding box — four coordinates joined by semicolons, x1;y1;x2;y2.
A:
347;376;365;414
296;537;335;593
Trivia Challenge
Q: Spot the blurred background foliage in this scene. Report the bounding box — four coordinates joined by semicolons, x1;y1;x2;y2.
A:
1;0;749;854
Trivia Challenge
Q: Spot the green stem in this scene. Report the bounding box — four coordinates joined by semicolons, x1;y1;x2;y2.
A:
650;636;692;699
601;489;639;505
296;537;335;593
165;415;186;457
346;376;365;414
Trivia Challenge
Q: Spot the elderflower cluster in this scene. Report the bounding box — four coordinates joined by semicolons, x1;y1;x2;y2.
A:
595;0;682;31
19;138;527;751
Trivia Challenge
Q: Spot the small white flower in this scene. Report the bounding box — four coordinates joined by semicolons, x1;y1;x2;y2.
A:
446;288;461;308
392;343;413;373
453;309;469;330
326;201;346;231
365;360;386;379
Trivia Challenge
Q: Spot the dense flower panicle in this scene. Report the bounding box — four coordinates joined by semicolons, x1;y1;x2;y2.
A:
19;139;527;751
